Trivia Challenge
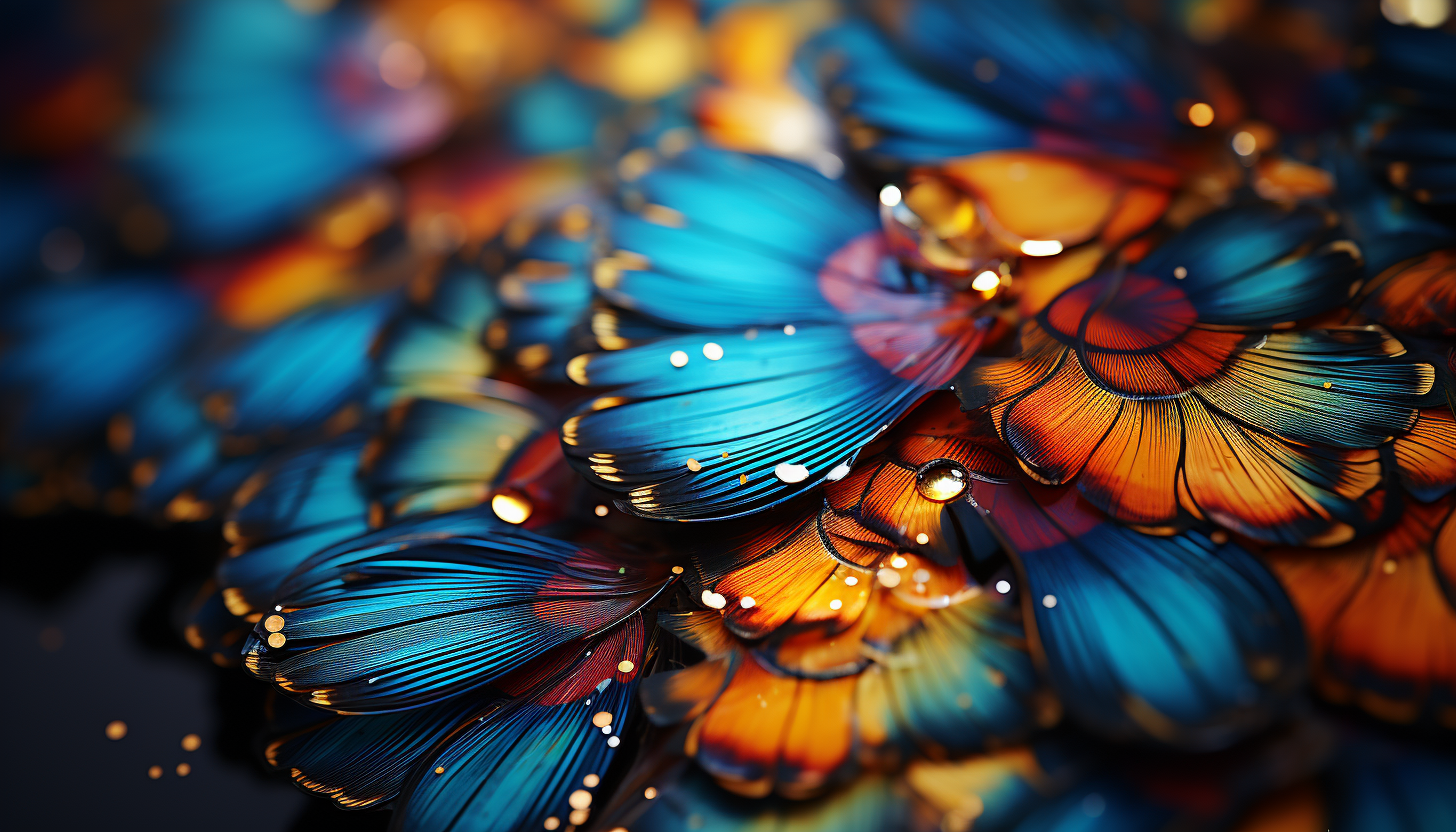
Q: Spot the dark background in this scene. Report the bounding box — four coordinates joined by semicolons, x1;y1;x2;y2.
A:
0;514;387;831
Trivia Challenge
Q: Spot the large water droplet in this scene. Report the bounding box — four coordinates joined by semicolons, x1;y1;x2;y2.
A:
915;459;968;502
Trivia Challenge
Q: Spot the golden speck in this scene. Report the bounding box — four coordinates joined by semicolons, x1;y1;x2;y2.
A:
181;734;201;752
106;721;128;740
702;342;724;361
569;809;590;826
491;491;533;525
890;555;908;569
915;532;930;545
1322;381;1333;389
176;763;191;777
595;504;610;517
738;474;749;485
592;711;614;728
267;632;287;649
970;270;999;292
435;766;445;775
147;765;163;780
686;458;702;472
584;773;601;788
617;660;635;673
1188;102;1215;126
721;451;730;459
644;787;658;799
544;818;561;830
569;789;594;810
1383;559;1398;574
1173;266;1187;279
263;615;285;633
669;350;689;368
671;565;684;574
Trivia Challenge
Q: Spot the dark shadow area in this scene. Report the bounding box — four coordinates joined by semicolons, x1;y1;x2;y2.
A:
0;513;383;831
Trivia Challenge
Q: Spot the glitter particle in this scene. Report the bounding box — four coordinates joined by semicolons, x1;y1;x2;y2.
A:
181;733;201;751
106;721;128;740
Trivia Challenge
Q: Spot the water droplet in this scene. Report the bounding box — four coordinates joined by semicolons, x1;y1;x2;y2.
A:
775;463;810;483
915;460;969;502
